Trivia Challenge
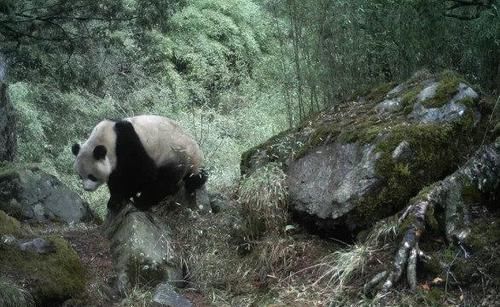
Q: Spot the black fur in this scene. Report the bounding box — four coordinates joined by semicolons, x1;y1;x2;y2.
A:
106;120;188;213
72;143;80;156
93;145;107;160
184;169;208;192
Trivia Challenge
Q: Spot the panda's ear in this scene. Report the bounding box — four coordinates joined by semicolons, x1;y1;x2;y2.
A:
93;145;107;160
71;143;80;156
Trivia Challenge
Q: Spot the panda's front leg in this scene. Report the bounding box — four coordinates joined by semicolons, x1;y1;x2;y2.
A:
107;182;131;214
107;195;122;213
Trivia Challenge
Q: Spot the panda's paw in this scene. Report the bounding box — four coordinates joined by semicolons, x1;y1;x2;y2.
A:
107;197;127;213
184;169;208;192
133;198;153;211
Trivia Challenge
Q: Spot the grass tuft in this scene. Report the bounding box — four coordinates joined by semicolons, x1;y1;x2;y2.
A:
238;163;288;240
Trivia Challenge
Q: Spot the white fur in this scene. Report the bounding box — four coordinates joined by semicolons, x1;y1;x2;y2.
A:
125;115;204;172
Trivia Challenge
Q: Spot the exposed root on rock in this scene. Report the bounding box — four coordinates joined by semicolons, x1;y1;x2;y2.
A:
365;143;500;294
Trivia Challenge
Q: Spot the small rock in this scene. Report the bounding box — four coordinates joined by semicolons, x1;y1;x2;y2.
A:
417;82;439;102
18;237;55;254
386;84;406;97
375;98;402;115
450;83;479;104
209;193;229;214
391;141;413;162
409;101;469;124
1;234;17;245
152;283;192;307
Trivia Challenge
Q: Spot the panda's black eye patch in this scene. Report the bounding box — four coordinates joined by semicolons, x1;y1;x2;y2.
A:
88;175;98;182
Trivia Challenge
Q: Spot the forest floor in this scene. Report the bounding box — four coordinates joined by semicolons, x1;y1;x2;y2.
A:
38;200;500;307
63;226;116;306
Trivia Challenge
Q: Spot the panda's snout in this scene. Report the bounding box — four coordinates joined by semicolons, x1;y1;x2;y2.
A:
82;179;100;192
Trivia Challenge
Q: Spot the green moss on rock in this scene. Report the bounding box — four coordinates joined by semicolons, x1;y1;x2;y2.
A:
240;128;298;175
366;82;397;102
0;236;86;303
350;115;476;227
401;85;423;110
0;210;22;236
421;70;464;108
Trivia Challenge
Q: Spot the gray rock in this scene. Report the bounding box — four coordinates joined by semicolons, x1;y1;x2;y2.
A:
391;141;413;162
410;82;480;124
0;82;16;162
1;234;16;245
409;101;468;124
375;98;402;115
152;283;192;307
386;84;407;97
209;193;229;214
417;82;439;102
287;143;380;225
18;237;55;254
0;167;94;223
450;82;479;103
244;72;483;235
104;204;182;295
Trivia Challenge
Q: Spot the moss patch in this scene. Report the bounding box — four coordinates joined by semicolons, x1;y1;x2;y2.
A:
0;236;86;304
421;70;464;108
240;128;300;175
365;82;396;102
350;115;477;227
0;210;22;236
0;163;39;179
401;85;423;113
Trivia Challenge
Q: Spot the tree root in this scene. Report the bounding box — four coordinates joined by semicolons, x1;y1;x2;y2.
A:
365;143;500;294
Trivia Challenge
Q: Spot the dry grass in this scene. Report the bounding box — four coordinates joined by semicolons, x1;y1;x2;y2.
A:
0;277;34;307
238;163;288;240
119;285;153;307
366;215;400;246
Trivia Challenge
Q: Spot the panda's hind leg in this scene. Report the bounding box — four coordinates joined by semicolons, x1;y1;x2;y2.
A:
134;165;185;211
184;169;208;193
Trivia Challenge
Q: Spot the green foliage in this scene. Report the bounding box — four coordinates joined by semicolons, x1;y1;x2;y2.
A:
267;0;499;123
163;0;268;106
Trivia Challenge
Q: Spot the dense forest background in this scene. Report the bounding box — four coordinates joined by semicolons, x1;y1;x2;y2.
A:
1;0;498;216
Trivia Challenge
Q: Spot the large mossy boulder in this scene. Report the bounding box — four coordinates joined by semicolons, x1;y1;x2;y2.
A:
104;204;182;295
0;82;16;162
241;71;484;236
0;210;87;305
0;165;94;223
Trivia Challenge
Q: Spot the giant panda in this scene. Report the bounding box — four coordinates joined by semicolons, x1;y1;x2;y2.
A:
71;115;207;212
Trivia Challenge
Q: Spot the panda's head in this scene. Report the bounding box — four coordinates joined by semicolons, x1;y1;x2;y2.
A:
72;143;111;191
72;120;116;191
